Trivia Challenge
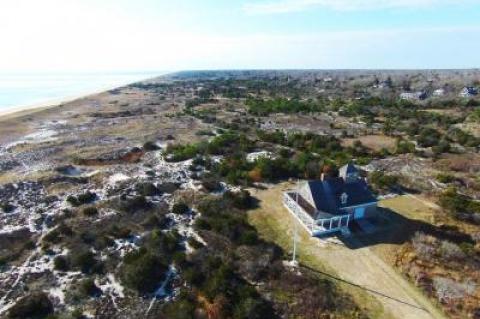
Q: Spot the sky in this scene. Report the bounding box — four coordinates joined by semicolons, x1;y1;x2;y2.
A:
0;0;479;72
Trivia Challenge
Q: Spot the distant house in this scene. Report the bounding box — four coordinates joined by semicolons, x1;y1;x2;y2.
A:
377;78;392;89
433;88;445;97
283;163;378;236
400;91;427;101
460;87;478;98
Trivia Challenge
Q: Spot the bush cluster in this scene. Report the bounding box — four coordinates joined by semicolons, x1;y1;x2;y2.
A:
120;230;181;294
66;191;96;207
7;292;53;319
246;97;324;116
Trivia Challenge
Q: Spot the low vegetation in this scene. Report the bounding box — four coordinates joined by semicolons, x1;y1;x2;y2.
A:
2;70;480;318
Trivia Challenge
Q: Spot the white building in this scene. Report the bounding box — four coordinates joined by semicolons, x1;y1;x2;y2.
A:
433;88;445;97
283;164;378;237
400;91;427;101
460;87;478;98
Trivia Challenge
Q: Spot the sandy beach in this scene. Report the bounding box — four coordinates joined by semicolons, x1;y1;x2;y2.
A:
0;73;166;121
0;100;63;119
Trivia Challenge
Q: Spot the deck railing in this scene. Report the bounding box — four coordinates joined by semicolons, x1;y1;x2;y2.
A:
283;192;351;236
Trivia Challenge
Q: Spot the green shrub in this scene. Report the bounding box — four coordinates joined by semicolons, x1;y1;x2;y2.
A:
238;230;258;246
79;278;102;297
396;140;416;154
160;296;196;319
23;240;36;251
143;141;160;151
43;229;62;244
67;192;96;207
438;187;480;217
121;249;168;294
71;249;101;274
82;206;98;217
369;171;398;191
94;235;115;250
417;127;442;147
7;292;53;319
436;174;455;184
246;97;324;116
233;296;272;319
202;263;235;301
224;190;254;210
1;203;15;213
66;195;80;207
195;195;258;245
77;192;96;204
117;195;151;213
146;229;181;256
107;225;132;239
142;214;167;229
172;202;189;215
53;255;69;272
136;182;160;196
201;179;222;192
188;238;204;250
432;139;451;155
195;130;215;136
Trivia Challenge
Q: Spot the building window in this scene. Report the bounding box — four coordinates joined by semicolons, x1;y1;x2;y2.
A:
340;192;348;205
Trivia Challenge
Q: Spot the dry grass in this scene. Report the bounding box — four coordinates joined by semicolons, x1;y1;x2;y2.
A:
423;109;464;117
248;183;388;319
379;195;440;224
248;185;447;319
380;196;480;319
342;135;397;152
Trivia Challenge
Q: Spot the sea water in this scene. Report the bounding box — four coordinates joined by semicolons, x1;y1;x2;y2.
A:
0;72;166;112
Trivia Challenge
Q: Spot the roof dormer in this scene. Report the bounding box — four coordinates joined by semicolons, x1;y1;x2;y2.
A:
339;163;359;184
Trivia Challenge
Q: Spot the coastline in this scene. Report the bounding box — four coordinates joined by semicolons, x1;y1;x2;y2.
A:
0;72;168;121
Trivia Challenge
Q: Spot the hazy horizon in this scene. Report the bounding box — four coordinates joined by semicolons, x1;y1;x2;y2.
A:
1;0;480;72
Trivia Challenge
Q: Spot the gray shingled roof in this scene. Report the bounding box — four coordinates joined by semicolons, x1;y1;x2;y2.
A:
306;177;376;215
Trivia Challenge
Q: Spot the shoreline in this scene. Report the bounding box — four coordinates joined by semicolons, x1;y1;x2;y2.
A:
0;72;169;120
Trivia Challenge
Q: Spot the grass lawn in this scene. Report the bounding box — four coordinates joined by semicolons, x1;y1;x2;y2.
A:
247;183;388;319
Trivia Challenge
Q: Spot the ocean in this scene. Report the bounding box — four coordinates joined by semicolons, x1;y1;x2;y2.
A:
0;72;166;112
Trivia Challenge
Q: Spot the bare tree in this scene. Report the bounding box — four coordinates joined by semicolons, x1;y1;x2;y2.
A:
433;277;476;303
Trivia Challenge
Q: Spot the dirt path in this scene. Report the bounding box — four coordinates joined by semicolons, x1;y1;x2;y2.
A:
248;184;447;319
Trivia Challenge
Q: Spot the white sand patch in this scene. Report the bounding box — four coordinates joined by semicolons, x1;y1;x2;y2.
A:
0;225;28;235
153;265;177;298
146;265;178;316
246;151;274;163
111;237;140;258
84;170;100;177
97;273;125;299
49;287;66;305
5;129;58;149
108;173;130;184
210;155;224;163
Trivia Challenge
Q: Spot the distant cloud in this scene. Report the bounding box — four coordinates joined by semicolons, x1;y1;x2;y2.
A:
244;0;467;14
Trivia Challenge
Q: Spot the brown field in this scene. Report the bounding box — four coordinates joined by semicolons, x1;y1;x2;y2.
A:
248;184;446;319
342;134;397;151
423;109;465;117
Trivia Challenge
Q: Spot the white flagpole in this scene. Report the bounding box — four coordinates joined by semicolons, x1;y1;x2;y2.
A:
292;179;299;265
